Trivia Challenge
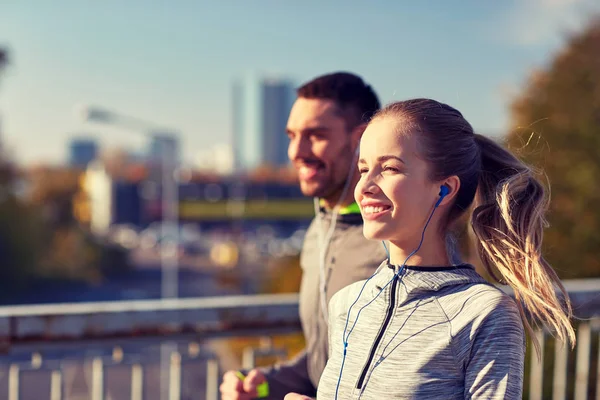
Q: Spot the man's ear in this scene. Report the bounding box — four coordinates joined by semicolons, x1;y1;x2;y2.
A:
350;122;368;148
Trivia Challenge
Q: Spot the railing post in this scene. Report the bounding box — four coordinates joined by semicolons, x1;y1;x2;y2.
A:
50;370;62;400
169;351;181;400
8;364;19;400
131;363;143;400
574;322;591;400
242;347;255;370
206;358;220;400
552;340;568;400
529;328;544;400
596;332;600;400
91;357;104;400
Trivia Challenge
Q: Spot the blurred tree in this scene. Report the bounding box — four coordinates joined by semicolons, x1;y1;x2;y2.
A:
23;166;131;282
0;192;44;297
0;47;7;76
26;166;80;227
0;48;42;297
507;17;600;279
0;51;129;298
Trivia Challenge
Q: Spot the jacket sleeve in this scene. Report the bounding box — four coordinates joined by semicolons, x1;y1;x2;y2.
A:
257;349;317;399
464;302;525;400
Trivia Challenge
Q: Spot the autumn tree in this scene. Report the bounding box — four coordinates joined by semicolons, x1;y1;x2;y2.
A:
507;17;600;279
0;49;129;300
0;48;7;77
0;48;42;296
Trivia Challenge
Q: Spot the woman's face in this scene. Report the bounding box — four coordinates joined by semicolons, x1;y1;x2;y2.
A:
355;117;443;245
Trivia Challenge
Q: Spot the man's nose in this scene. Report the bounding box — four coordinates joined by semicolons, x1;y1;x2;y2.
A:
288;135;311;161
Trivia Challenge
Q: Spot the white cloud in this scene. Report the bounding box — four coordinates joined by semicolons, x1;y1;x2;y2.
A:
496;0;600;46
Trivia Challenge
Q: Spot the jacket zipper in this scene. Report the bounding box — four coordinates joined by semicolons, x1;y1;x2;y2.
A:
356;272;399;390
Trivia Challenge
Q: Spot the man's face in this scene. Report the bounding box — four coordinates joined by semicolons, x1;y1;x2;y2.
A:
286;97;355;199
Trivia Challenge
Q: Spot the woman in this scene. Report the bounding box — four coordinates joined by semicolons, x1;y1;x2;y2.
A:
315;99;575;399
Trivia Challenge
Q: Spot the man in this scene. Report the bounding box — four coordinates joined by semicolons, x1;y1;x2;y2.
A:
220;72;387;400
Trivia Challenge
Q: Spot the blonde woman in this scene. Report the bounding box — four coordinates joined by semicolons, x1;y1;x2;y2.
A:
313;99;575;400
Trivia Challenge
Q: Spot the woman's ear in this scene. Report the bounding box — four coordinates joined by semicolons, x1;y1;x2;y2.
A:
438;175;460;207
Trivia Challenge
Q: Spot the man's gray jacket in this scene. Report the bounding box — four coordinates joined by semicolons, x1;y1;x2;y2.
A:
258;207;386;398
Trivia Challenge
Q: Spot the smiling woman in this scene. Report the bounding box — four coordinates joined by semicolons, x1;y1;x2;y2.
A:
316;98;575;400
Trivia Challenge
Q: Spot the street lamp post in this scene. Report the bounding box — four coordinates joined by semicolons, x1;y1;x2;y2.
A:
76;105;180;400
76;104;179;299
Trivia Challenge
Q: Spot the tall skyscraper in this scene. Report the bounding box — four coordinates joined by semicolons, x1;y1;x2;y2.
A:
69;137;98;168
232;76;296;171
148;132;180;165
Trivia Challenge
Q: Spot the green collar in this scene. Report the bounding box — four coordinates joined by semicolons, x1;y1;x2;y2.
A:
319;200;361;215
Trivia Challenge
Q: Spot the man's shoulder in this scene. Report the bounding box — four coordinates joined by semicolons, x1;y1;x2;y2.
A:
300;217;386;266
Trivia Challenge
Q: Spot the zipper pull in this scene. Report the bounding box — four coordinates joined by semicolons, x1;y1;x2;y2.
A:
396;265;405;277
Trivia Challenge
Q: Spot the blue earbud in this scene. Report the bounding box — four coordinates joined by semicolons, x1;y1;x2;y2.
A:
435;185;449;207
439;185;449;198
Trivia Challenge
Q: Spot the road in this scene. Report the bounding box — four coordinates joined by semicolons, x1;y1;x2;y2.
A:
7;250;270;305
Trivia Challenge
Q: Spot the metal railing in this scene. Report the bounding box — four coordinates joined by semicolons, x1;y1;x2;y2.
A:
0;293;301;345
0;279;598;399
0;293;300;400
3;346;222;400
527;320;600;400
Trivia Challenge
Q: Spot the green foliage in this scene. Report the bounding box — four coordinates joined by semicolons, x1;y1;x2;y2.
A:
0;163;130;300
0;195;44;297
0;47;7;74
0;47;131;298
507;17;600;279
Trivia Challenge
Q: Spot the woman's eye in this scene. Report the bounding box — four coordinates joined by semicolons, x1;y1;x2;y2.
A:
359;168;369;175
383;166;400;173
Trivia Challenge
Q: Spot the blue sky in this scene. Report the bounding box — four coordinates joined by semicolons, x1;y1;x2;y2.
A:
1;0;599;165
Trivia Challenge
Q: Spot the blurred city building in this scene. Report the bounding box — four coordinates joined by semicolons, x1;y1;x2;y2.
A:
68;137;99;168
74;159;311;238
232;75;295;171
195;143;235;175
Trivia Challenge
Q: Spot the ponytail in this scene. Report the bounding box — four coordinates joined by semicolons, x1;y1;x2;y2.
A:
471;134;575;355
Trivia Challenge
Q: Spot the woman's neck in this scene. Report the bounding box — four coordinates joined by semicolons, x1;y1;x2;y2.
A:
388;236;450;267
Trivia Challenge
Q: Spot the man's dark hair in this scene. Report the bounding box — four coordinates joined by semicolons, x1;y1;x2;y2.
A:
297;72;381;130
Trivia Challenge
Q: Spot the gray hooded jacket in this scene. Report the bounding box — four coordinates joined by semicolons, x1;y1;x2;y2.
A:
318;262;525;400
258;208;387;399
